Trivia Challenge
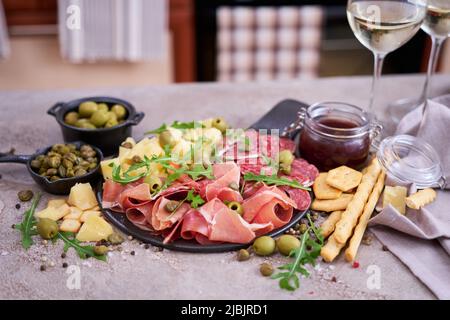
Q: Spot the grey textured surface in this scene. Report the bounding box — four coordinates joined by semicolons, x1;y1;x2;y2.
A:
1;74;449;300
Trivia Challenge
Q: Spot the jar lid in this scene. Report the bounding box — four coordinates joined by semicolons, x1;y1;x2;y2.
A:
376;134;445;189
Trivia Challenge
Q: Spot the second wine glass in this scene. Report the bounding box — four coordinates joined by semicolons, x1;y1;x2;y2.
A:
347;0;427;110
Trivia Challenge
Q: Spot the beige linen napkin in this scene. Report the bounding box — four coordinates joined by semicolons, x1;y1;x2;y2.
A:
369;95;450;300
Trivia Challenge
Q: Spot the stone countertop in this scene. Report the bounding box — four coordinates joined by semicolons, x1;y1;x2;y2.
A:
1;74;449;300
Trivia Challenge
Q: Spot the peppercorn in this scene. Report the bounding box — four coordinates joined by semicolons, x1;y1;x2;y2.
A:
331;276;337;282
130;251;135;256
61;253;66;259
382;245;389;251
15;203;21;210
144;244;150;249
40;265;46;271
62;262;68;268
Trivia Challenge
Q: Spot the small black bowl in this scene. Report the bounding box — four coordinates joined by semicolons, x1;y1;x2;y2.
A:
0;141;103;195
47;96;145;156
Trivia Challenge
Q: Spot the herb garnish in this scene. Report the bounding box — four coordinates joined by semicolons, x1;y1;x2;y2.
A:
14;192;41;249
243;172;311;191
272;213;324;291
145;121;205;135
58;232;107;261
186;190;205;208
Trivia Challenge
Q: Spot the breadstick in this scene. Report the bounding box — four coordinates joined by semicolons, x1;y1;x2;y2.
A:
311;194;353;212
345;171;385;262
320;210;343;238
333;159;382;244
320;232;345;263
405;188;437;210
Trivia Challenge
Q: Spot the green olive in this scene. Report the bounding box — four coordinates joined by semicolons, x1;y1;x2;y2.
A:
237;249;250;261
18;190;34;202
111;104;127;120
159;130;176;147
93;245;109;256
259;262;274;277
227;201;244;215
105;117;119;128
37;218;58;239
75;119;96;129
64;112;79;126
276;235;301;256
279;150;294;167
212;117;228;133
252;236;276;256
281;165;291;175
144;175;162;193
97;103;109;112
90;110;109;127
108;233;124;244
30;159;41;169
164;200;180;213
78;101;98;118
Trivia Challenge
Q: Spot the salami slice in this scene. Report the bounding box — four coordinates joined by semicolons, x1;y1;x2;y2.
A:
279;138;296;153
283;188;311;211
290;158;319;185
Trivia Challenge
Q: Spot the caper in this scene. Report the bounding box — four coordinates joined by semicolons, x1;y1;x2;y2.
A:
64;152;77;163
46;168;58;176
78;101;98;117
17;190;34;202
51;144;64;152
62;159;73;170
227;201;244;215
276;235;301;256
37;218;58;239
159;130;176;147
36;155;45;162
97;103;109;112
252;236;276;256
121;142;133;149
50;176;60;182
144;175;162;193
79;160;90;168
108;233;124;244
30;159;41;169
66;168;75;178
58;145;70;155
80;145;93;152
90;110;109;127
93;245;109;256
279;150;294;167
67;144;77;152
132;155;142;164
229;182;239;190
299;223;308;234
237;249;250;261
164;200;180;213
64;111;78;126
48;156;61;169
58;165;67;178
74;168;87;176
212;117;228;133
111;104;127;120
260;262;274;277
88;162;97;170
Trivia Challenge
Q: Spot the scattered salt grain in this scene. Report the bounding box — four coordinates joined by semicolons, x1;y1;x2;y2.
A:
329;265;335;270
42;240;48;245
41;256;47;262
49;261;55;267
1;251;9;256
127;236;133;241
82;261;92;267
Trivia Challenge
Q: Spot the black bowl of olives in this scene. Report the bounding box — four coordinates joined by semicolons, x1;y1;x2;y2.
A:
0;142;103;195
47;96;145;156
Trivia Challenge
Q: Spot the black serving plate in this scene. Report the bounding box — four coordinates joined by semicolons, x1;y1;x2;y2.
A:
97;99;312;253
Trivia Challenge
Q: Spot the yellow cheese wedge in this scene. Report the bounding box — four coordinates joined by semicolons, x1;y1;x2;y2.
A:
36;203;70;221
60;219;81;233
67;183;98;210
100;158;120;180
383;185;408;214
76;215;113;242
63;206;83;220
47;199;67;208
80;210;101;223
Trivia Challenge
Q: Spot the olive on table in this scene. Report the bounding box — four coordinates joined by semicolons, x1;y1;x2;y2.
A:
252;236;276;256
64;111;79;126
260;262;274;277
276;235;301;256
144;175;162;193
17;190;34;202
227;201;244;215
37;218;58;239
237;249;250;261
74;118;91;128
78;101;98;117
108;233;124;244
159;130;176;147
93;245;109;256
90;110;109;127
212;117;228;133
111;104;127;120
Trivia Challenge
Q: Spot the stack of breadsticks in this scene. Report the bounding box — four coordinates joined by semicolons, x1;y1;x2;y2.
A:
312;159;386;263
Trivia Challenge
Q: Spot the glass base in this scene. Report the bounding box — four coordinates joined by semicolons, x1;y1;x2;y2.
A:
387;97;422;124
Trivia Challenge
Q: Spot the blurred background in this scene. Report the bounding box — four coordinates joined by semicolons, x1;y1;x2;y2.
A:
0;0;449;90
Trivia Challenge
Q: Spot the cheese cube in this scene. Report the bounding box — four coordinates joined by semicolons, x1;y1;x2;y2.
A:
76;215;113;242
80;210;101;223
67;183;98;210
36;203;70;221
60;219;81;233
63;206;83;220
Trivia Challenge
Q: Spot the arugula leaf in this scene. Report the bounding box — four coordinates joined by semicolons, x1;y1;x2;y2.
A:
58;232;107;261
271;213;324;291
145;121;204;134
14;192;41;250
186;190;205;208
243;172;311;191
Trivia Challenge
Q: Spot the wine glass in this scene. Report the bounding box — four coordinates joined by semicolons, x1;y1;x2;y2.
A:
347;0;427;111
388;0;450;123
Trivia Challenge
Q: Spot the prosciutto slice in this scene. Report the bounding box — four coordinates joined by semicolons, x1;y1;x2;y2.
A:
205;163;243;202
151;197;191;231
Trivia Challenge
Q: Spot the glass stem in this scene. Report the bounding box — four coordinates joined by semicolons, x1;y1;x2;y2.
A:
420;36;445;114
369;52;386;111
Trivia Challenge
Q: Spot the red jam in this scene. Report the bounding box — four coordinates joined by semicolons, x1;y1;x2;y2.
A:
297;103;374;172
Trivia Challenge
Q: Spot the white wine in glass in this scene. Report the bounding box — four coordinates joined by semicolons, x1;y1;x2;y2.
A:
347;0;426;110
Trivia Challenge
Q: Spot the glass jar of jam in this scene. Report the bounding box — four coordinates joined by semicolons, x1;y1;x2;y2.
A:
296;102;382;171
